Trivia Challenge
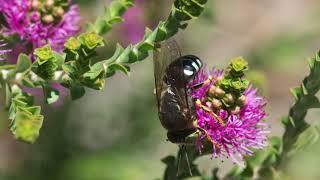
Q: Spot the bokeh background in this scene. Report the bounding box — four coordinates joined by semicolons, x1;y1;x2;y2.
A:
1;0;320;179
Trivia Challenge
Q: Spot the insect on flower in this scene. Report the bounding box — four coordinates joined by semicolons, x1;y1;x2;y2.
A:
154;40;269;169
154;40;215;143
153;40;218;175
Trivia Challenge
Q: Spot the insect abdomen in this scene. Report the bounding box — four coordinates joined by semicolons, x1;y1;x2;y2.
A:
159;88;194;131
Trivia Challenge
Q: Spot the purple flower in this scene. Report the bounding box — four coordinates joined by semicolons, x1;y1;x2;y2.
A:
0;0;81;56
121;0;145;45
189;66;269;165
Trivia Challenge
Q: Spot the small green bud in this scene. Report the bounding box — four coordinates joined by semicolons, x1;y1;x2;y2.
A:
229;57;249;77
220;78;231;90
79;32;104;50
236;95;246;106
211;98;222;109
64;37;81;52
230;57;248;72
34;45;54;65
231;79;249;92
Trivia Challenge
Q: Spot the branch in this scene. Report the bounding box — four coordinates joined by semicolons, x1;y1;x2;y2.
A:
0;0;209;143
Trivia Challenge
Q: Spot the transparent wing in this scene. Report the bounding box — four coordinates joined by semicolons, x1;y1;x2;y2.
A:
153;39;182;111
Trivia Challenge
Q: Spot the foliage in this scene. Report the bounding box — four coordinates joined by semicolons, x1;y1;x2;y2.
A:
0;0;208;143
1;0;320;180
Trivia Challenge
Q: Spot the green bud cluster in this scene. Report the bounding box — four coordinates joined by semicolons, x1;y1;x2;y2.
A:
63;32;105;90
32;45;64;80
8;85;43;144
205;57;250;114
0;0;209;144
31;0;69;24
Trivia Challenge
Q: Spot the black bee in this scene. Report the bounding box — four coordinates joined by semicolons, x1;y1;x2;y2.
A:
153;40;203;144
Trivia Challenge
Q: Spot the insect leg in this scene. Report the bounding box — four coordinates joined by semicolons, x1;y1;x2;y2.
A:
195;99;225;126
193;121;220;148
176;145;182;177
190;75;215;89
184;147;193;176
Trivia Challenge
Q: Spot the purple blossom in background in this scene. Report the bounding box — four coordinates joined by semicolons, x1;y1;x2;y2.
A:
0;0;81;55
0;0;81;105
189;67;269;165
121;0;145;44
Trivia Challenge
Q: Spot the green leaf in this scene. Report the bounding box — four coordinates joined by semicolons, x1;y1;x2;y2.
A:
70;85;86;100
79;32;104;50
54;52;66;67
5;84;11;108
83;61;107;80
16;54;32;73
89;0;133;35
11;107;43;144
288;126;320;156
34;45;54;65
290;87;302;100
42;84;60;104
108;63;130;75
64;37;81;52
226;166;244;177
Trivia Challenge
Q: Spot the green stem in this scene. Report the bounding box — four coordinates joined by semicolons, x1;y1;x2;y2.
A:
280;51;320;166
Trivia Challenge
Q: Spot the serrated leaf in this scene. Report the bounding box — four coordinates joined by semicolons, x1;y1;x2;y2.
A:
108;63;130;75
290;87;302;100
16;54;32;73
42;85;60;104
304;95;320;109
54;52;66;67
83;61;107;80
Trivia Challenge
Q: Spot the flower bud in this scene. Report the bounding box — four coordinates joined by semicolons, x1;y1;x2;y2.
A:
42;14;54;24
231;106;241;115
209;85;216;96
236;95;246;106
31;0;41;10
214;87;225;98
53;7;64;17
211;98;222;109
223;93;235;105
205;101;213;109
45;0;55;9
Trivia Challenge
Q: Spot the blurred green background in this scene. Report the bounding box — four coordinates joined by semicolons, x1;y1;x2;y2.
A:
2;0;320;179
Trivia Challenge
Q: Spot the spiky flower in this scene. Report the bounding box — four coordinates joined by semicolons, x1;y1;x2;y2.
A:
0;0;81;55
189;57;269;165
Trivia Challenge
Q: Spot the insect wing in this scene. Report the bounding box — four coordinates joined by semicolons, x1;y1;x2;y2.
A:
153;40;182;110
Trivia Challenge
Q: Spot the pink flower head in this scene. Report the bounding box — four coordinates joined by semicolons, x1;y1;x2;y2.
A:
189;60;269;165
0;0;81;55
121;0;145;45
